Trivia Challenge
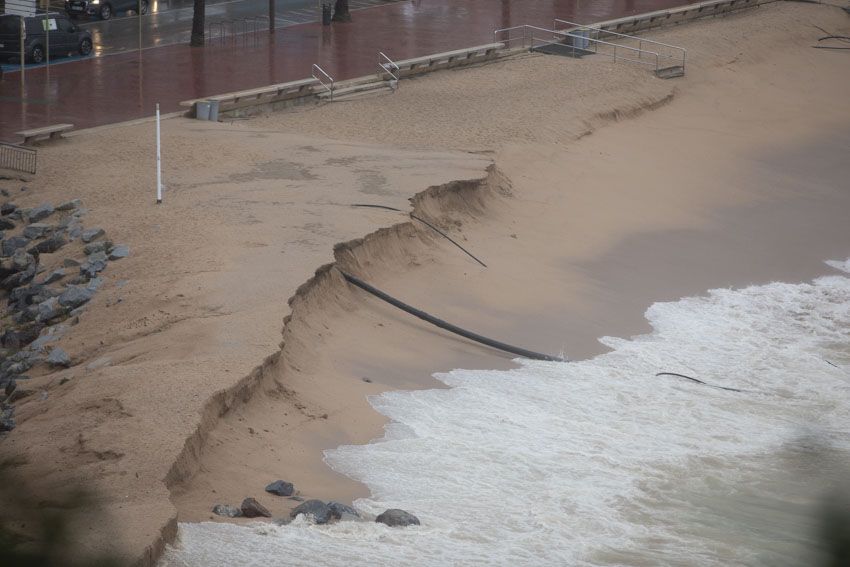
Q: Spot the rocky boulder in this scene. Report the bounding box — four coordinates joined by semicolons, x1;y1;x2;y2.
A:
80;251;107;279
108;245;129;260
81;228;105;243
265;480;294;497
58;286;94;309
27;203;54;223
22;223;52;240
289;499;333;524
375;509;420;527
2;236;30;257
0;218;14;231
0;203;16;216
46;347;71;367
83;240;111;255
328;501;360;521
240;497;272;518
212;504;242;518
56;199;81;211
29;233;67;255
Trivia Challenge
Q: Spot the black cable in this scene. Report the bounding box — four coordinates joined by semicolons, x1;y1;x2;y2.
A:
339;269;565;362
351;203;488;267
655;372;743;393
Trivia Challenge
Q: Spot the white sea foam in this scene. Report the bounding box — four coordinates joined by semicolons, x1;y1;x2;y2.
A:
161;259;850;567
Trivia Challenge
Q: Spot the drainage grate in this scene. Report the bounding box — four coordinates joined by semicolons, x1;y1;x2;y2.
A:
0;142;37;175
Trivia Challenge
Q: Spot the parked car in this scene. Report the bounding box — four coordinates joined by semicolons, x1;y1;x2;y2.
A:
65;0;149;20
0;13;93;64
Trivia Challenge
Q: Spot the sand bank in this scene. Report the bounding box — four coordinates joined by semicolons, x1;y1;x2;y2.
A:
1;1;848;564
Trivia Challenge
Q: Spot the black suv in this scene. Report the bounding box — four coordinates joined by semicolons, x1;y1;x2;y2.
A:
65;0;149;20
0;13;93;64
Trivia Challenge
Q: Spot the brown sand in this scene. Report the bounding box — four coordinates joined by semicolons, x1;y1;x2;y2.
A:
1;2;848;564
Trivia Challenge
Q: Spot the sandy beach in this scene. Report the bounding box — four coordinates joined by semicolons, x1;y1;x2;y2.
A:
1;1;849;564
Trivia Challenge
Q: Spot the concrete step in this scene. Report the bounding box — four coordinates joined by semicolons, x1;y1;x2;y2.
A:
655;65;685;79
318;81;394;101
532;42;594;58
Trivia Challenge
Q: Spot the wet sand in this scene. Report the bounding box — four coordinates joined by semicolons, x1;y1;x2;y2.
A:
1;2;848;564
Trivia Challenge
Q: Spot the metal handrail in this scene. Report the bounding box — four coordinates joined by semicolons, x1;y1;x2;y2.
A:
0;142;36;175
378;51;400;90
554;18;686;70
495;24;661;72
312;64;335;100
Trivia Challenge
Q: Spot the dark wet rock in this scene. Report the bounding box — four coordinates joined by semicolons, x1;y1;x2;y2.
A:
81;228;105;243
27;203;54;223
58;286;94;309
289;500;333;524
37;297;67;323
0;203;16;216
0;408;15;432
375;509;420;527
22;223;52;239
84;240;111;255
4;377;16;396
8;284;46;307
0;323;43;349
0;217;14;230
2;236;30;257
265;480;294;497
1;264;36;290
11;249;35;273
63;258;80;268
56;199;82;211
328;501;361;520
212;504;242;518
29;232;67;256
42;268;66;285
240;497;272;518
79;251;107;277
108;245;129;260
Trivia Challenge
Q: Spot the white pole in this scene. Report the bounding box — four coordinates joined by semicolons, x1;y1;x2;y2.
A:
156;103;162;204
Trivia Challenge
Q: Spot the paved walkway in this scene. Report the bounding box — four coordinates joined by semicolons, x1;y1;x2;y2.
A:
0;0;695;142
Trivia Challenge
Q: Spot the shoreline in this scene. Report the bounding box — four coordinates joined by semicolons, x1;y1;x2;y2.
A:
1;2;848;564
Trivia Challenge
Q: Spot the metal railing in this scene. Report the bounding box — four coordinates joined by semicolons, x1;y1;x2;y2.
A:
312;64;335;100
207;16;265;47
494;24;663;73
378;51;400;90
0;142;37;175
554;19;686;72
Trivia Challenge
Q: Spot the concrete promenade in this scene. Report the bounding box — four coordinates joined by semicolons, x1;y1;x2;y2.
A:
0;0;696;142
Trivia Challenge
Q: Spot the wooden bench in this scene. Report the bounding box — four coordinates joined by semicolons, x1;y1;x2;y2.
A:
180;78;319;117
16;124;74;145
394;42;505;75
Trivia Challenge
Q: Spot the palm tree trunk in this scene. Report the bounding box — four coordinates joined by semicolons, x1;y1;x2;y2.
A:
190;0;205;46
332;0;351;22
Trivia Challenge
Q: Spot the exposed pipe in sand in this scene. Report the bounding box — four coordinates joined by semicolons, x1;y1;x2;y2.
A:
655;372;744;393
351;204;488;268
338;269;565;362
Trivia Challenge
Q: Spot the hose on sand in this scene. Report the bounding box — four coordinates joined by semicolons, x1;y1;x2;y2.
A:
339;269;565;362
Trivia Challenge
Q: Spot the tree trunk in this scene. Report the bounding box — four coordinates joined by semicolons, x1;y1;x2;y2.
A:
190;0;205;46
332;0;351;22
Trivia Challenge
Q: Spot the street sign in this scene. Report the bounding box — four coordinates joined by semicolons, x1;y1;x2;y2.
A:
4;0;37;17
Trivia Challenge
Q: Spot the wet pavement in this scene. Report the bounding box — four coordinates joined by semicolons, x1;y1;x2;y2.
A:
0;0;696;143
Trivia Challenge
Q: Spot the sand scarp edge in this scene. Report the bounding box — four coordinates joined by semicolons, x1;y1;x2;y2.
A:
161;164;503;499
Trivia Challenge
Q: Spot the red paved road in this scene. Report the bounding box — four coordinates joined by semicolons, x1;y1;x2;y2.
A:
0;0;695;142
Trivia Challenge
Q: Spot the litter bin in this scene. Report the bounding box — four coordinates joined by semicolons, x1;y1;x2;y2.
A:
196;101;211;121
195;100;220;121
208;100;220;122
322;3;332;25
573;29;590;50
